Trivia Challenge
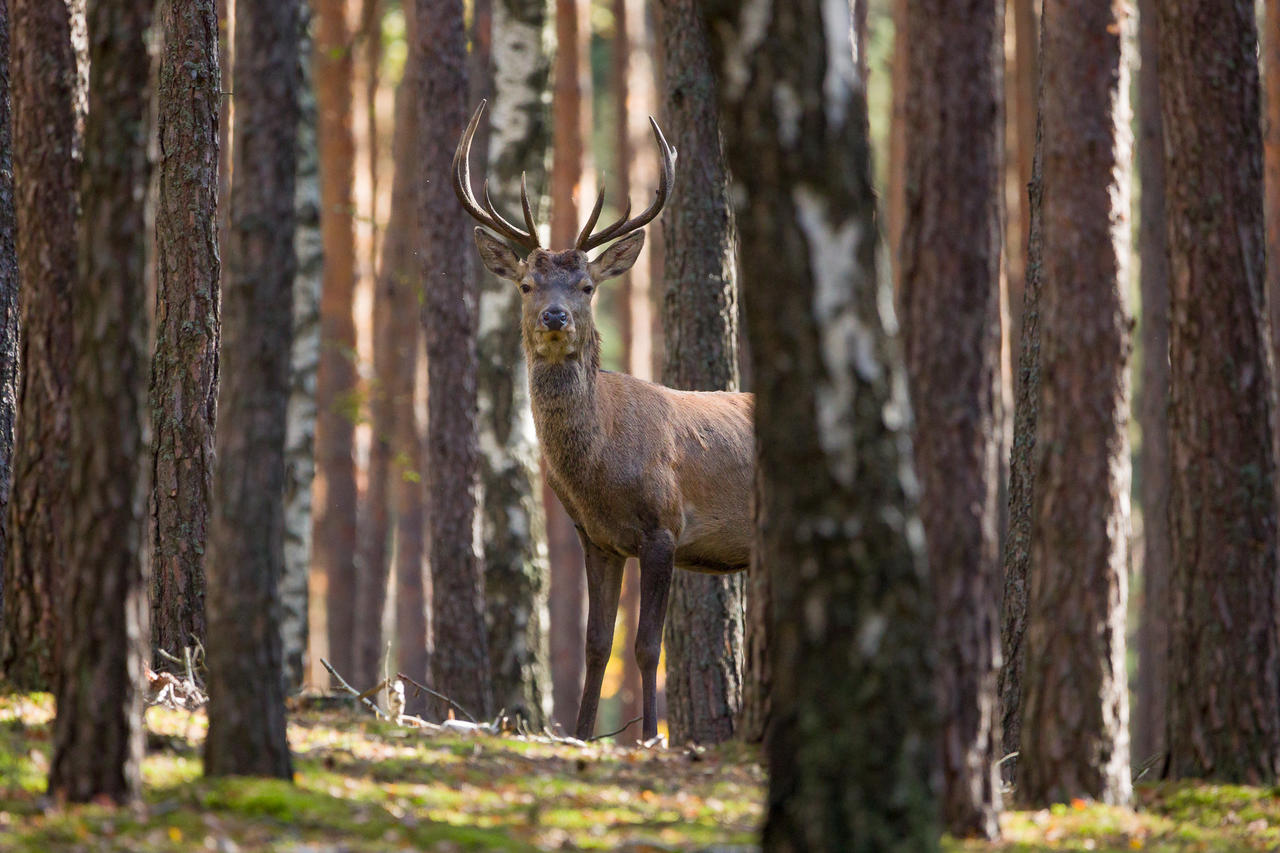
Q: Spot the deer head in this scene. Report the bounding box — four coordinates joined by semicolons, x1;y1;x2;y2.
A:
454;101;677;366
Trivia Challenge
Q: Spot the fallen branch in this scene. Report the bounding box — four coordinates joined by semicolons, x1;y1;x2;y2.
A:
589;716;642;743
320;658;387;719
395;672;477;724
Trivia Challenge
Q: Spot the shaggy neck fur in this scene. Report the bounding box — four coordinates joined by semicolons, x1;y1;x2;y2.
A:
526;326;604;474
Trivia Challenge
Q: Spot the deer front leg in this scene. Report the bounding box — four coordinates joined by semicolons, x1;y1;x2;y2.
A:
574;532;625;740
635;530;675;742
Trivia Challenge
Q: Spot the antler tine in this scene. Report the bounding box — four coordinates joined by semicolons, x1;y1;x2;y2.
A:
482;179;538;247
452;100;540;252
578;116;678;252
575;177;608;251
520;173;538;240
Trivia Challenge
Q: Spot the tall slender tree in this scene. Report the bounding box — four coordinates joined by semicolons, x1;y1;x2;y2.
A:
150;0;221;663
1133;0;1171;769
0;0;19;628
899;0;1002;834
204;0;300;780
48;0;152;805
417;0;492;720
1267;0;1279;359
1158;0;1280;783
654;0;744;748
383;10;429;714
313;0;361;684
703;1;937;847
472;0;555;726
287;0;322;691
1006;0;1037;339
1018;0;1133;806
2;0;82;689
547;0;589;732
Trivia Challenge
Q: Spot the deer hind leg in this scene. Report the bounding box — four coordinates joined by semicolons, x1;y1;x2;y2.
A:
635;529;676;743
574;531;625;740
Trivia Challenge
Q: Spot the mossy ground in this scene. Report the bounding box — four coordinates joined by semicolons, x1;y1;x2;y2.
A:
1;693;1276;850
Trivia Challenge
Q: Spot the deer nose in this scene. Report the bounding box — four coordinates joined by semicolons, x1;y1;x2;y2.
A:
541;307;569;331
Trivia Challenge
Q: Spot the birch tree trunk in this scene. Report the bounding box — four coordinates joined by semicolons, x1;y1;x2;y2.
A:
475;0;554;727
287;1;322;692
703;1;937;846
49;0;152;804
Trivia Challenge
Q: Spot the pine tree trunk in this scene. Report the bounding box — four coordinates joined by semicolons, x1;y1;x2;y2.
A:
1265;0;1279;360
999;42;1045;773
654;0;743;748
0;0;20;632
703;2;937;847
475;0;554;727
1158;0;1280;783
203;0;299;780
150;0;221;665
547;0;588;732
887;0;908;295
900;0;1002;834
313;0;361;685
48;0;151;804
384;37;429;715
354;0;391;691
286;1;321;692
1007;0;1037;341
416;0;492;721
2;0;82;690
1017;0;1133;806
1133;0;1171;770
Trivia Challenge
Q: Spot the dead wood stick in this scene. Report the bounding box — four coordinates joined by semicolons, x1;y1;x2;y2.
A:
589;716;642;743
395;671;477;723
320;658;387;719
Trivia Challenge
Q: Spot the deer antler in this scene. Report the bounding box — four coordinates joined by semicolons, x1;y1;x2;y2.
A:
453;100;541;253
575;117;678;252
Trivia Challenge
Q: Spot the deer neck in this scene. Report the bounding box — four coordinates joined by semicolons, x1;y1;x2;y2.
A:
526;329;605;477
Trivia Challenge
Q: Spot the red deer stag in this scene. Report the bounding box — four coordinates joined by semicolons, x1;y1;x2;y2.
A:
454;101;753;742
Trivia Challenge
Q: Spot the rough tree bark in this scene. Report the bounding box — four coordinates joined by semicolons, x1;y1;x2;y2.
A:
1007;0;1037;340
703;2;937;848
999;27;1045;775
313;0;361;684
547;0;588;732
2;0;83;690
899;0;1002;834
48;0;152;804
1017;0;1133;806
203;0;299;779
1133;0;1171;769
0;0;19;631
416;0;492;721
149;0;221;664
1157;0;1280;783
287;1;321;691
473;0;554;727
654;0;744;748
1266;0;1279;358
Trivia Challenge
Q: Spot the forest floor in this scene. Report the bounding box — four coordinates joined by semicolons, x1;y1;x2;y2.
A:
0;692;1277;851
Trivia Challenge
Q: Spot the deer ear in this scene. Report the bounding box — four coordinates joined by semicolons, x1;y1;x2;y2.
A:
474;227;526;281
588;231;645;282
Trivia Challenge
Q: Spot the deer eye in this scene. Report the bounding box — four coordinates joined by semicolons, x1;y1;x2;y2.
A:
582;284;594;295
519;284;531;294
